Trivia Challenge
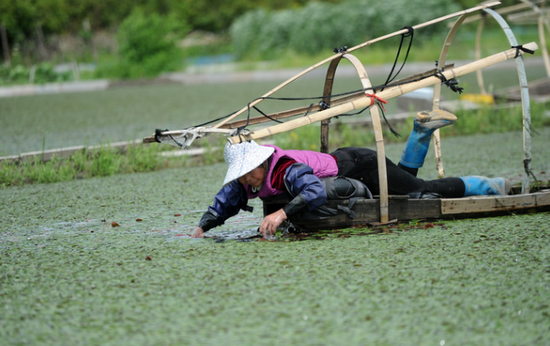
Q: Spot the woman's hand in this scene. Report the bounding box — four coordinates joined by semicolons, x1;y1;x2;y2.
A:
191;227;205;238
259;209;287;237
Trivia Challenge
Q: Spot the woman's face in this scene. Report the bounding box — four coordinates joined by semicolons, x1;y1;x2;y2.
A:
238;166;266;188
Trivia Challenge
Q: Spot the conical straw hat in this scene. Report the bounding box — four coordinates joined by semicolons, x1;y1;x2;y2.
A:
222;140;274;186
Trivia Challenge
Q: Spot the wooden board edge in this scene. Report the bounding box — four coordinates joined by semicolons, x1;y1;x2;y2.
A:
441;191;550;215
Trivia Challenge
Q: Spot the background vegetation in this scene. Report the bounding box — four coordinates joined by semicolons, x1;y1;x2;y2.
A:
0;0;525;82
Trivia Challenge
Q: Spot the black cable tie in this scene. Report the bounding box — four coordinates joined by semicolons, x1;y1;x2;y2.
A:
512;45;535;58
434;70;447;82
333;46;348;54
154;128;168;143
157;128;183;148
235;126;247;143
434;71;463;94
319;101;331;110
445;79;464;94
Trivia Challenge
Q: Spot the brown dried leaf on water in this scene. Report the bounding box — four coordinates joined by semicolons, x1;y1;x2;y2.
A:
111;221;120;227
136;218;143;222
145;255;152;261
174;214;181;217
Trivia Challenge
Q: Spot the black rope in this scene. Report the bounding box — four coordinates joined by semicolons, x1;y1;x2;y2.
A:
186;43;480;135
380;26;414;91
378;103;400;138
333;46;348;54
252;106;284;124
192;66;444;132
512;45;535;58
338;106;370;117
523;158;539;183
434;70;464;94
194;110;239;127
304;103;315;117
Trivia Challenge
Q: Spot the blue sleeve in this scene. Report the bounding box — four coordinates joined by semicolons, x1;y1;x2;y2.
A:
283;163;327;211
199;181;251;231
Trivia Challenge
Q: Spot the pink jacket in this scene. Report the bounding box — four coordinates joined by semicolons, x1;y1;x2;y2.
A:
244;145;338;199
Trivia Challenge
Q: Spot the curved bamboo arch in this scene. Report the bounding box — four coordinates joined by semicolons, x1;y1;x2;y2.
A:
319;55;343;154
311;53;391;222
431;12;472;179
432;8;534;193
332;54;390;222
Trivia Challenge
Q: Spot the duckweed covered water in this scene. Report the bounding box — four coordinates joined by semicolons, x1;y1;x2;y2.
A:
2;60;547;156
1;130;550;345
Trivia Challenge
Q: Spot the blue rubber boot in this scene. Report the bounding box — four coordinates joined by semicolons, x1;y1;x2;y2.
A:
460;176;511;196
399;110;457;171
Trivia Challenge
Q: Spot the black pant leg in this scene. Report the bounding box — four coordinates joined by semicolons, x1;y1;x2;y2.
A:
332;147;465;197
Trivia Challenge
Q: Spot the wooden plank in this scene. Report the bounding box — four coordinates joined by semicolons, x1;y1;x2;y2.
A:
264;191;550;231
441;192;550;215
264;197;443;231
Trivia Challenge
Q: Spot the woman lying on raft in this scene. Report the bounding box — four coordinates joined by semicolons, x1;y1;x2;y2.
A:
192;111;510;238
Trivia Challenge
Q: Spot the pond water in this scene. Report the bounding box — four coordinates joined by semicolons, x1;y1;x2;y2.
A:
0;57;546;156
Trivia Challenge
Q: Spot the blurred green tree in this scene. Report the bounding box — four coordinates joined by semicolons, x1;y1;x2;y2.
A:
115;8;188;78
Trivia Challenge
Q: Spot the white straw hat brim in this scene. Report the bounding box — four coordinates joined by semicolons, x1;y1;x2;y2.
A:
222;141;274;186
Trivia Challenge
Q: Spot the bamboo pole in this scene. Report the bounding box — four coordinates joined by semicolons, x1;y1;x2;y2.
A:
482;7;534;195
212;2;501;129
320;56;342;153
457;2;531;25
341;53;390;223
432;12;471;179
475;15;488;95
227;42;538;144
538;13;550;77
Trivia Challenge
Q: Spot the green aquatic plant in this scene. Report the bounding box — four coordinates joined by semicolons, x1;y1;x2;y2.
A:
0;144;187;187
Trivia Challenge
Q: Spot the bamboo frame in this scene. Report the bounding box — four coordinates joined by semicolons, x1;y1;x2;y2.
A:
211;2;501;130
144;2;550;224
227;42;538;143
466;7;535;194
227;42;537;221
429;4;538;194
